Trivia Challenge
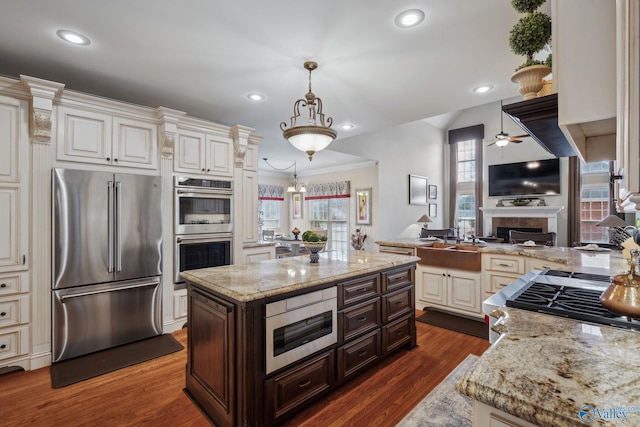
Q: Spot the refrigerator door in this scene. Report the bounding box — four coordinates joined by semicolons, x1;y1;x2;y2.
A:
53;168;114;289
114;173;163;281
52;278;162;362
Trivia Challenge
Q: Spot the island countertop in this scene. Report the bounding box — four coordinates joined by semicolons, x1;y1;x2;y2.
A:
181;250;419;303
456;307;640;426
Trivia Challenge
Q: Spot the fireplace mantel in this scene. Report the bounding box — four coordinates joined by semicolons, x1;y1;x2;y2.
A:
480;206;564;234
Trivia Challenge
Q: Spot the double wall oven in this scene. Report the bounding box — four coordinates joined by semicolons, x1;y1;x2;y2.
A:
174;176;233;285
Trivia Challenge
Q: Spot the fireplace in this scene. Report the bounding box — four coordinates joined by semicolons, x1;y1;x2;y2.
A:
496;226;543;242
479;206;564;241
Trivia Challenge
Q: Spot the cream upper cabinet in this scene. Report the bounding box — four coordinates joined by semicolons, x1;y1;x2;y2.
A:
56;106;158;169
174;129;233;177
0;96;28;273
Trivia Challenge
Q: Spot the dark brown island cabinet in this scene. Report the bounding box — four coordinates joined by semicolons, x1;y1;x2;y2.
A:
183;257;417;427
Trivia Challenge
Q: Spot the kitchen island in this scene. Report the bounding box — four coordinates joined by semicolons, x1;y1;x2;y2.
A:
456;306;640;426
181;250;419;427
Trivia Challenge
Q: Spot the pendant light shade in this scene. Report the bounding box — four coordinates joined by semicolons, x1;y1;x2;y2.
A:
281;61;337;161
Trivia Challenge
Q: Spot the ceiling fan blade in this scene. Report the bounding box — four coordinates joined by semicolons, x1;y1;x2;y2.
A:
511;134;530;139
510;139;523;143
486;141;496;147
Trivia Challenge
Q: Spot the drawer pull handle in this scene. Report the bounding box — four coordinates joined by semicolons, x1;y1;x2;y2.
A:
0;344;5;349
396;330;404;336
357;316;367;322
356;288;366;293
0;283;6;288
357;350;367;356
497;263;511;267
298;379;312;388
0;312;6;317
395;301;403;305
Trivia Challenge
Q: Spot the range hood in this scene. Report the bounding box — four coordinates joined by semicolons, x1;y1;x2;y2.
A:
502;94;577;158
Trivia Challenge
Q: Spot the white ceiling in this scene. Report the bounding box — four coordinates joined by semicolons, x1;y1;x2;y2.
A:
0;0;536;174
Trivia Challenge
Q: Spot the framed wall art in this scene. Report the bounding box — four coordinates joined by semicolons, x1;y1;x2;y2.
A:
429;185;437;199
429;203;437;218
409;174;428;205
292;193;303;219
355;188;372;225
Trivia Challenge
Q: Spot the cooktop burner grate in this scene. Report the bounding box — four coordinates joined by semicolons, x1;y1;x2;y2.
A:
543;270;611;283
507;281;640;332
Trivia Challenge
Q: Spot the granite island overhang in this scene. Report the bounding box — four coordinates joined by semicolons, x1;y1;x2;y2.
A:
181;250;420;427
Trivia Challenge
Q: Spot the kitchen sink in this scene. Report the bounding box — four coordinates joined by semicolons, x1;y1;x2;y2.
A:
416;243;482;271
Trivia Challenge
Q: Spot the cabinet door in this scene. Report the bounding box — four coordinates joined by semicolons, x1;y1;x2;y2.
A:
0;96;24;183
57;107;112;164
0;188;27;273
418;267;446;305
175;129;205;173
112;117;158;169
448;270;481;314
242;171;259;243
205;136;233;177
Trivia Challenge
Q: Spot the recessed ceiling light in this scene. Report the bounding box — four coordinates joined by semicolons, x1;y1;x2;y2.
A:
247;93;265;101
56;29;91;46
340;124;354;130
394;9;425;28
473;85;493;94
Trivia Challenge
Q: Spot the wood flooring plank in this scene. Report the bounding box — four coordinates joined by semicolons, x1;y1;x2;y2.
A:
1;311;489;427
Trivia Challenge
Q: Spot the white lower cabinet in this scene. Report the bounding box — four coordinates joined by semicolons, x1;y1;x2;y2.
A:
243;246;275;263
417;265;482;318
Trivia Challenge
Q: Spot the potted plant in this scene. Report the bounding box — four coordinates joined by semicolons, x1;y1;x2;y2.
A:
509;0;552;99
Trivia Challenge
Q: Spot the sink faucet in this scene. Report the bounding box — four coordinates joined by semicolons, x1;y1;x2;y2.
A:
470;234;477;245
455;226;461;244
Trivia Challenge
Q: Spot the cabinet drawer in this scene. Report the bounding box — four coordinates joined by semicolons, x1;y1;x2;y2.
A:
339;298;380;342
382;315;413;355
381;266;414;292
0;326;29;361
338;274;380;307
486;273;520;294
381;287;413;323
0;295;29;327
0;273;27;296
337;330;380;381
525;258;565;271
483;255;524;274
265;351;334;421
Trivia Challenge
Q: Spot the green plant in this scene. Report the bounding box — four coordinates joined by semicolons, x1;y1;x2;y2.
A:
302;230;327;242
509;2;552;71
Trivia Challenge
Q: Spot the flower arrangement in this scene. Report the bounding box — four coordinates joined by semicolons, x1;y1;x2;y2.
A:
291;227;301;239
351;228;367;250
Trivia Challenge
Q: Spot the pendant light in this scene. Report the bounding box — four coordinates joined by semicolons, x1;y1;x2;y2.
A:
280;61;337;161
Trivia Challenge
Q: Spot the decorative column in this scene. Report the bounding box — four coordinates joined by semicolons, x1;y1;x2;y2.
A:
155;107;186;332
21;76;64;368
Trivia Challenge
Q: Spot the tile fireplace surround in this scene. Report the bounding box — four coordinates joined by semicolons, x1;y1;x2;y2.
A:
479;206;565;237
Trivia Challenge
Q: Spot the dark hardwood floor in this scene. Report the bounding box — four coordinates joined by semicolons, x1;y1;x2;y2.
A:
2;310;489;426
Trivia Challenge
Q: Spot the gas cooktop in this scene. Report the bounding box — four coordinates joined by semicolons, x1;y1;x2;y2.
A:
506;269;640;332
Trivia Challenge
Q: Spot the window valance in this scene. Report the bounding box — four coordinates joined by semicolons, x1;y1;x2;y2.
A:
305;181;351;200
258;184;285;201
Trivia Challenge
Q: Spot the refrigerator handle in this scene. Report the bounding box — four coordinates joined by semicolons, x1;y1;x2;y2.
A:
116;181;122;272
108;181;114;273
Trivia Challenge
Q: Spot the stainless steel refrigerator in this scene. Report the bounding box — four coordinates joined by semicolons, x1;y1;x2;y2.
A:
52;168;163;362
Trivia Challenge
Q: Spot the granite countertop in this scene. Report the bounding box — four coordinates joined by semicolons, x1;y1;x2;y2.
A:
377;239;628;274
243;241;276;249
181;250;420;303
456;307;640;426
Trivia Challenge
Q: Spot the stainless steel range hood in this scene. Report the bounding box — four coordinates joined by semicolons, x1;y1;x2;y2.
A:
503;93;616;161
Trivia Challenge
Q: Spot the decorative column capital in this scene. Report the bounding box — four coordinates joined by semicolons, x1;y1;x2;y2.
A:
230;125;255;168
20;75;64;143
155;107;186;158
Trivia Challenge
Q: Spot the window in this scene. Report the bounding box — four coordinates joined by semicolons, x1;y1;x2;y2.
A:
259;200;281;231
579;161;613;243
448;125;484;239
309;198;349;254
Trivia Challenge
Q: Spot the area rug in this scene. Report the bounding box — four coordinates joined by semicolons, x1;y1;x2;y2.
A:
396;354;478;427
50;334;183;388
416;310;488;340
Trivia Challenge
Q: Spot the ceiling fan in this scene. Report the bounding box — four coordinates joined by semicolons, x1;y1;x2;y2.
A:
487;100;530;147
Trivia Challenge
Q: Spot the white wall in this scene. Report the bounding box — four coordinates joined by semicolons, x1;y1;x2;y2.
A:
330;120;446;240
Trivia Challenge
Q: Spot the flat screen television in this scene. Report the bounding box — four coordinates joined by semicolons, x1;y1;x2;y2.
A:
488;158;560;197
